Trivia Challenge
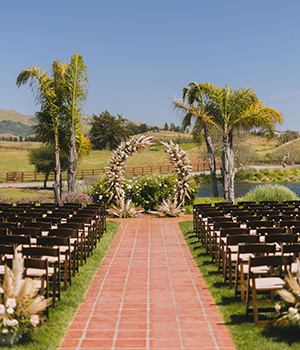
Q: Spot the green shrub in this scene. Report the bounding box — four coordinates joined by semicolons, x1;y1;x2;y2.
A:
126;174;177;210
243;184;299;203
90;175;112;204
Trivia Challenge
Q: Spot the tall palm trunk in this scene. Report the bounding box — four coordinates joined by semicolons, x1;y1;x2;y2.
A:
221;132;235;202
54;133;61;203
203;126;219;197
67;122;78;193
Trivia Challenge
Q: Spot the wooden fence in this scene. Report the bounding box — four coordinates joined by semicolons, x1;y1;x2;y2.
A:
0;162;218;184
1;159;297;184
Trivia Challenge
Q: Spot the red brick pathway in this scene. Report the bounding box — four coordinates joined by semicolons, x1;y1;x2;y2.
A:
59;217;235;349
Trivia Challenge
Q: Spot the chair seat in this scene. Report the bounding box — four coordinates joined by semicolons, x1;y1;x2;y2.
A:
241;264;270;275
250;277;285;291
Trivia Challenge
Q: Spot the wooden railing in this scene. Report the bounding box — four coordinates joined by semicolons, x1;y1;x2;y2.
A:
0;162;219;184
2;159;297;184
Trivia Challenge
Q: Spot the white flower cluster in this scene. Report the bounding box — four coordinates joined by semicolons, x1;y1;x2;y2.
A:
104;135;153;214
161;140;193;207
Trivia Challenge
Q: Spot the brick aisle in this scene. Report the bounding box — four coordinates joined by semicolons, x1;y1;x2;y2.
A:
59;217;235;350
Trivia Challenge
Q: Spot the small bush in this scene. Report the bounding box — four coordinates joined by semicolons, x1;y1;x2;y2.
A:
90;176;112;205
127;174;177;211
60;192;93;207
243;184;299;203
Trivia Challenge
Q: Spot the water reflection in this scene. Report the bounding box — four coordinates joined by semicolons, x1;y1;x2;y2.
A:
197;183;300;198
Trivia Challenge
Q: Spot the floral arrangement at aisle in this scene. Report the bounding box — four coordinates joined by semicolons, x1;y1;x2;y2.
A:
104;135;153;218
60;192;93;207
0;253;49;345
157;140;194;217
275;260;300;323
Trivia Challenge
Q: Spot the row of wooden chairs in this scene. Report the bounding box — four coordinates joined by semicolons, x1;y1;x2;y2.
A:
193;202;300;326
0;202;106;321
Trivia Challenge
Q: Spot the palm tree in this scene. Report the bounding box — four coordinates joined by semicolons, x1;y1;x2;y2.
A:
16;66;62;203
65;54;89;193
174;82;283;202
173;82;219;197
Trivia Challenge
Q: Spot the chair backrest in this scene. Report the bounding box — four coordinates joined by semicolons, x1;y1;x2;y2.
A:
10;227;42;237
48;228;78;238
237;243;276;256
16;217;33;224
279;220;299;229
213;221;240;231
246;220;274;229
23;221;51;231
248;255;293;271
37;236;70;248
0;235;31;246
260;200;278;206
0;222;19;230
208;216;231;225
256;227;286;235
69;216;92;225
22;246;60;260
58;222;84;230
0;228;8;236
42;216;62;224
236;215;258;223
0;244;15;262
265;234;298;244
282;243;300;256
226;234;259;246
220;227;250;237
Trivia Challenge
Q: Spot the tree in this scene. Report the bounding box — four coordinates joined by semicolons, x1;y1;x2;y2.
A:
16;65;62;203
65;54;89;193
174;82;283;201
89;111;129;150
27;145;68;188
276;129;300;165
164;122;169;131
18;55;90;198
169;122;176;131
173;83;219;197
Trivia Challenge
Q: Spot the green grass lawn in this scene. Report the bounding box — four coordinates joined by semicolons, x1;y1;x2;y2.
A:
2;221;120;350
179;221;300;350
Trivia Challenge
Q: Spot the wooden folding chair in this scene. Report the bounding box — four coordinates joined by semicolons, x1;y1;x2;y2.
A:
5;256;50;318
211;220;240;263
37;236;71;291
59;222;87;265
234;243;276;304
216;227;250;271
224;234;260;288
48;228;79;276
246;255;293;326
22;246;60;308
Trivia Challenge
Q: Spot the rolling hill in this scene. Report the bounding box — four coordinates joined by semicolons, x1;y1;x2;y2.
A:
0;109;36;137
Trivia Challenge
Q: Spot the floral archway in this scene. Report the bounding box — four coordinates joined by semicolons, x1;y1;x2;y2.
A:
104;135;194;217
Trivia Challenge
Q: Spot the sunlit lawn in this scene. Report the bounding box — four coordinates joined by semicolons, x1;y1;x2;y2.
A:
179;221;300;350
2;221;120;350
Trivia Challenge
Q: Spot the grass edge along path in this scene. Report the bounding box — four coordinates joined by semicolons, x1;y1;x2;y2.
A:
179;221;300;350
3;220;120;350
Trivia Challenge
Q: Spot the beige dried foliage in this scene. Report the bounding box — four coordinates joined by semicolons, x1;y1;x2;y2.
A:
16;278;38;305
158;198;183;217
11;253;24;298
22;295;50;316
3;265;13;298
278;289;297;304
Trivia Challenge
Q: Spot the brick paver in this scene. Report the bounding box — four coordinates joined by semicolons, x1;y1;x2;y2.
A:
59;216;235;350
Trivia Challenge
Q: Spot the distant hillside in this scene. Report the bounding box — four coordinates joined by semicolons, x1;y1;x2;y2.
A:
0;109;36;137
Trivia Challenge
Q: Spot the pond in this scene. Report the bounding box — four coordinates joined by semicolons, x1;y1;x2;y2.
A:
196;183;300;198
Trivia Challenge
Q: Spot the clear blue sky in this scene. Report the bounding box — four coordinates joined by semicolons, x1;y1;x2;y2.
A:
1;0;299;131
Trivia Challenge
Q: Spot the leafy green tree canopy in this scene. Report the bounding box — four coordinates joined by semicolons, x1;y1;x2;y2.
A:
89;111;129;150
27;145;68;188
